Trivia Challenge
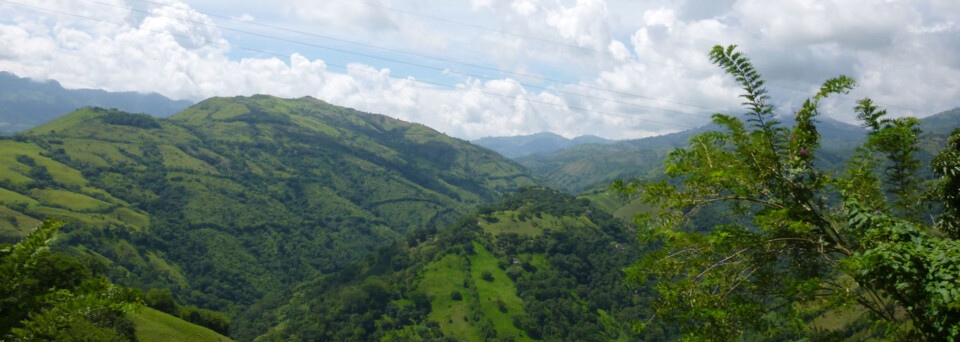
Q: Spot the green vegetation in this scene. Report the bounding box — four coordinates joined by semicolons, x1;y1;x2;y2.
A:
0;95;535;340
615;45;960;340
130;307;231;342
237;187;655;341
0;220;141;340
0;71;192;135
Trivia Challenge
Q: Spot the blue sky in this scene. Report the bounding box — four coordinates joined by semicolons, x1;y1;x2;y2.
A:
1;0;958;139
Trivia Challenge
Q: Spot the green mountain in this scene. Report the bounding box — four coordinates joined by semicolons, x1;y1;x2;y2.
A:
237;187;663;341
0;95;536;338
516;113;960;194
920;107;960;136
132;307;233;342
0;71;193;134
472;132;618;158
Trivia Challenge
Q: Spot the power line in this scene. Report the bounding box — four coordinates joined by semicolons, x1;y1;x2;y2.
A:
0;0;697;130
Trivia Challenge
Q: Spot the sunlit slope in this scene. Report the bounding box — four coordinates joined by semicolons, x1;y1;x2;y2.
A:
0;95;536;329
131;307;232;342
240;188;653;341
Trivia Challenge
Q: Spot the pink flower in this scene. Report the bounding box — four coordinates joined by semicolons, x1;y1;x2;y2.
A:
800;149;808;155
875;210;880;214
791;135;796;140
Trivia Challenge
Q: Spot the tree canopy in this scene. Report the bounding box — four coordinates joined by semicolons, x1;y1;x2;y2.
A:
616;44;960;340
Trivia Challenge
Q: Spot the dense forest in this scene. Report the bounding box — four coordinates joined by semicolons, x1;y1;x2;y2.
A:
1;44;959;341
235;187;667;341
0;95;535;340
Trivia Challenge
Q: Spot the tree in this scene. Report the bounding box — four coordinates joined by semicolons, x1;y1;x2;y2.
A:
933;128;960;239
0;220;142;341
616;45;960;340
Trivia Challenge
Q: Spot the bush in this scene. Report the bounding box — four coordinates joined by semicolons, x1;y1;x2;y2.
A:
144;288;179;316
481;270;494;282
450;290;463;301
505;265;524;281
180;305;230;336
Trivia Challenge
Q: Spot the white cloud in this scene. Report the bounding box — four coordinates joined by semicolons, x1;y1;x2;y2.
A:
0;0;956;140
285;0;397;32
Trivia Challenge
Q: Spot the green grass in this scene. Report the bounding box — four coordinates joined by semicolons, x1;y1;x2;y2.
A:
0;187;39;207
111;207;149;229
579;186;652;221
0;141;88;187
157;145;218;173
30;188;111;212
421;254;479;340
130;307;232;342
480;211;599;236
28;206;105;227
468;242;532;341
26;107;105;135
0;204;40;241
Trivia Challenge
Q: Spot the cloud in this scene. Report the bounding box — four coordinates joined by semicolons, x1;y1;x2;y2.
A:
0;0;956;140
285;0;397;32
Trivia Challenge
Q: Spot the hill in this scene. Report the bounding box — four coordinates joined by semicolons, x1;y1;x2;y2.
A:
0;71;192;134
920;107;960;136
0;95;536;338
131;307;233;342
236;187;667;341
472;132;618;158
516;114;960;193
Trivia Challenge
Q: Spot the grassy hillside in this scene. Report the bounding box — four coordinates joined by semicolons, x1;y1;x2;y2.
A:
0;95;535;339
239;187;662;341
131;307;232;342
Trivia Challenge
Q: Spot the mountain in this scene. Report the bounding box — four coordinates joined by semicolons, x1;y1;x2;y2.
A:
0;71;193;134
0;95;536;338
519;116;874;193
235;187;665;341
920;107;960;136
131;307;233;342
472;132;618;158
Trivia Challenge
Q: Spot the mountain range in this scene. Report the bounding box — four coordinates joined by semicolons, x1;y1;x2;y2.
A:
0;71;193;134
472;132;618;158
0;95;536;339
0;83;957;340
515;112;960;193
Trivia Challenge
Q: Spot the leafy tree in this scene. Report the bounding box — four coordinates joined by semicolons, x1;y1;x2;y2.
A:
145;288;179;316
616;45;960;340
933;128;960;238
0;220;142;340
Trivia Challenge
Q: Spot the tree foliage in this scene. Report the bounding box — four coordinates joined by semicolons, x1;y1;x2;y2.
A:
616;45;960;340
0;220;142;341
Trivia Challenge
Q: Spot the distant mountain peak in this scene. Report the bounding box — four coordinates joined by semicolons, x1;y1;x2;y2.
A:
472;131;618;159
0;71;192;134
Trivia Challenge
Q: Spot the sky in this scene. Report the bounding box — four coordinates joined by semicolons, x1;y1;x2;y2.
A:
0;0;958;140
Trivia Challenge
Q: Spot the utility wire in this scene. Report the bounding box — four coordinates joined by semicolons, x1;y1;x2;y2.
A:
0;0;696;130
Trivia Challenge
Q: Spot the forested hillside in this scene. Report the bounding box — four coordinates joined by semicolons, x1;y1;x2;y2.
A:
0;72;193;134
472;132;617;158
519;112;959;193
236;187;664;341
0;95;535;338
